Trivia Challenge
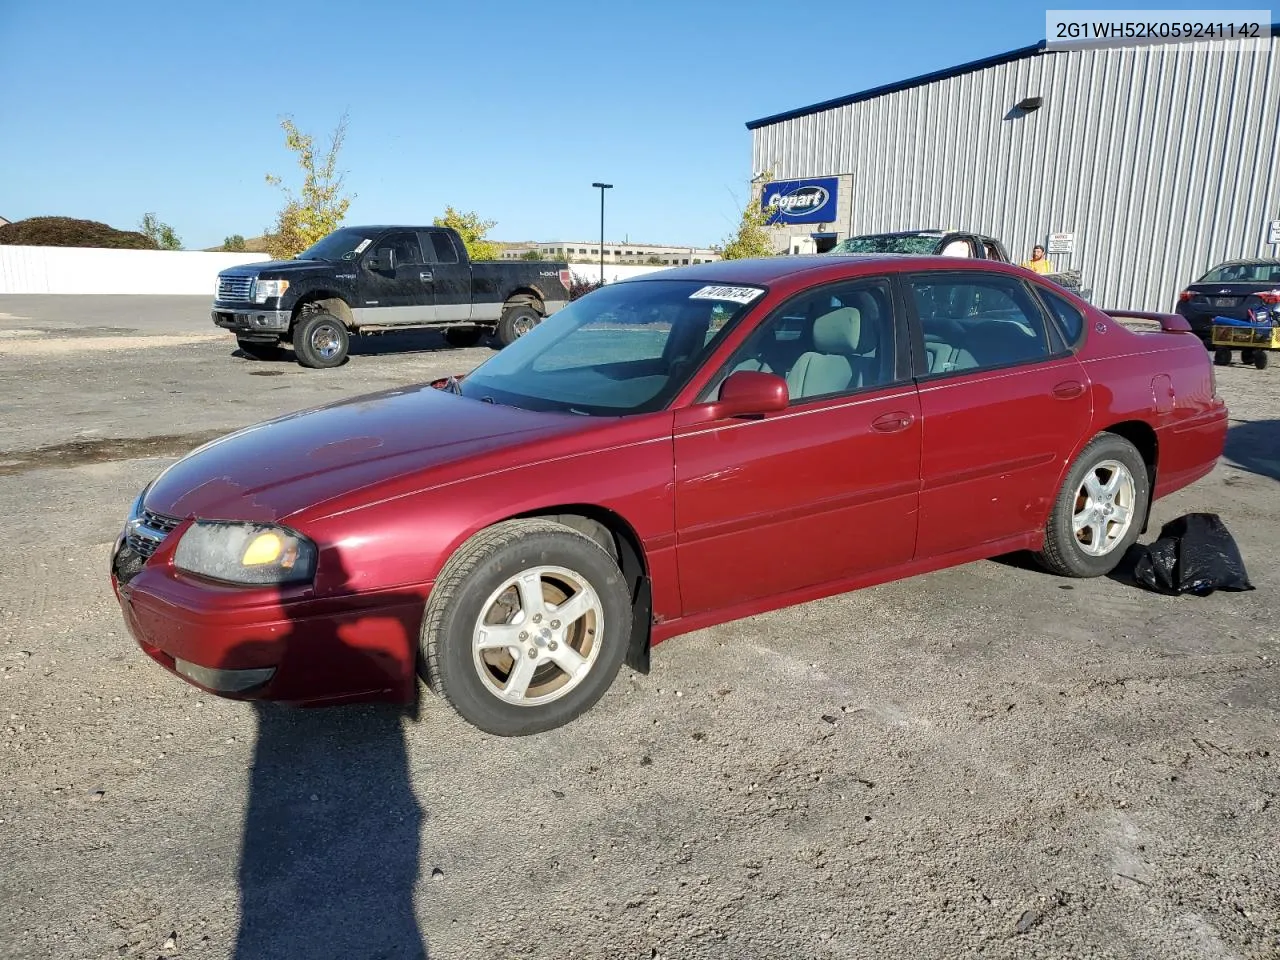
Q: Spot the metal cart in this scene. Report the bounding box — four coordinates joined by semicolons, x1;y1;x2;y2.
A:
1210;309;1279;370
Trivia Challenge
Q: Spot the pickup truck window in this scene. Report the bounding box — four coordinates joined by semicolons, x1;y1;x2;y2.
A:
831;234;940;255
371;232;422;266
425;231;459;264
457;280;762;415
297;227;377;262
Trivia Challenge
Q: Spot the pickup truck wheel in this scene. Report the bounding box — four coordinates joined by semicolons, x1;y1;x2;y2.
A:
419;519;631;736
293;312;349;369
444;326;484;348
1035;433;1149;578
235;337;280;361
497;304;541;347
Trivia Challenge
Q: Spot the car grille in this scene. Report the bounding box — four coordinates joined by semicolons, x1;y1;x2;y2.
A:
216;276;254;302
127;509;182;559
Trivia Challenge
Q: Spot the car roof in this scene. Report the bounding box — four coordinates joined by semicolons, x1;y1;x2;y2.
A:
1202;257;1280;269
615;254;1022;286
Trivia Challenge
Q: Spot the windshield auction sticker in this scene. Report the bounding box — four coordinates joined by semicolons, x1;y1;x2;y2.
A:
689;285;764;304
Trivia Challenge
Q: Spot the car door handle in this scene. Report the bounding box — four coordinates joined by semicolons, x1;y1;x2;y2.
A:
872;411;915;433
1052;380;1085;399
420;271;433;282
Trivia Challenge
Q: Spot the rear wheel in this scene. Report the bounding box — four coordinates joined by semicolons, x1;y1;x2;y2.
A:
1214;347;1233;366
1254;349;1270;370
420;519;631;736
236;337;280;361
444;326;484;348
293;312;349;369
496;303;542;347
1036;433;1149;578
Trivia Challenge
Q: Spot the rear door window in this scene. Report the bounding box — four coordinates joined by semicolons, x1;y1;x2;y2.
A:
1037;288;1086;347
421;231;459;264
907;274;1053;376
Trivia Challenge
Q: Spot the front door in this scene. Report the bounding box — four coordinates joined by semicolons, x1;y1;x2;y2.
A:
419;229;473;323
356;230;433;325
674;277;921;617
903;270;1092;558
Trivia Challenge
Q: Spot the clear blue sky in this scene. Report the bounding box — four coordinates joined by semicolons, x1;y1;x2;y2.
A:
0;0;1214;250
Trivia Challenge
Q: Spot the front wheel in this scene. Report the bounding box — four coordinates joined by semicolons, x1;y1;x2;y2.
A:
1254;349;1270;370
293;312;350;369
1214;347;1233;366
1035;433;1149;578
496;304;542;347
420;519;631;736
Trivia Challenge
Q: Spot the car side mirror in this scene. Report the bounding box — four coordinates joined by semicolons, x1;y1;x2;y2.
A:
680;370;789;425
368;248;396;272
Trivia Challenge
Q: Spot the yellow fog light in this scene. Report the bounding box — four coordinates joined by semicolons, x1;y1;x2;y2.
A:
242;532;284;566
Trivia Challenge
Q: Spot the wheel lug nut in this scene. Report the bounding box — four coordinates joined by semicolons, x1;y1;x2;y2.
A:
551;620;561;629
533;614;542;623
519;631;529;640
548;641;559;651
527;648;538;659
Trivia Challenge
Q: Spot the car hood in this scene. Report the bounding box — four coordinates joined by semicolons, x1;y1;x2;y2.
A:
218;260;339;277
142;386;587;523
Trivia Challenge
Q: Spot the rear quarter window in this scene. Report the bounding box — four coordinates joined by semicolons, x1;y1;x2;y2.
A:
1038;288;1086;347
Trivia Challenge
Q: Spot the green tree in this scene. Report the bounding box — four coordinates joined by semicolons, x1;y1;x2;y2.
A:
264;113;353;261
646;255;665;265
434;206;500;261
222;234;247;252
716;169;777;260
519;249;543;261
139;212;182;250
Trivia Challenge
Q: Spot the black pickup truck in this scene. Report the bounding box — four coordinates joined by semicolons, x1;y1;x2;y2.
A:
211;225;571;368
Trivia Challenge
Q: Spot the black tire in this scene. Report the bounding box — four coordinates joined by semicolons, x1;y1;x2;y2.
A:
444;326;484;348
236;337;280;361
420;518;631;736
1214;347;1233;366
292;312;349;369
1035;433;1150;578
496;303;542;347
1254;349;1270;370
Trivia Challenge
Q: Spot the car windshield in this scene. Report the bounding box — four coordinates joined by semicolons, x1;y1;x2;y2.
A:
830;233;942;255
1199;262;1280;283
295;228;376;262
457;279;764;415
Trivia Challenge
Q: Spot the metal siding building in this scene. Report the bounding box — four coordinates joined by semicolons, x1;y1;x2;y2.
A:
748;35;1280;311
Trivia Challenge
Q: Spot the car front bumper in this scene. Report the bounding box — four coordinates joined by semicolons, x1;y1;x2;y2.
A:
110;534;429;706
212;305;291;337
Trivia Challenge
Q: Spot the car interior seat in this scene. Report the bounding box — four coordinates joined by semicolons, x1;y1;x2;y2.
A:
786;306;878;399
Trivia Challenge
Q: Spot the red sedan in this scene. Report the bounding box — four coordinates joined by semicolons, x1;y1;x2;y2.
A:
111;256;1227;735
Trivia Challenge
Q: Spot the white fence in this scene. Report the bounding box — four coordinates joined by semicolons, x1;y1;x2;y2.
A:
0;246;271;295
0;245;677;296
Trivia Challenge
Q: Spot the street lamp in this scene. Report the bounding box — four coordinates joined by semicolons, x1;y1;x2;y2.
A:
592;182;612;284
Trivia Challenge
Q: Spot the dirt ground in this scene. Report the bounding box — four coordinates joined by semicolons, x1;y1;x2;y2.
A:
1;296;1276;960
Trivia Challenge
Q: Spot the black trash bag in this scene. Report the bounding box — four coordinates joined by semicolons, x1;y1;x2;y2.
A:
1121;513;1254;596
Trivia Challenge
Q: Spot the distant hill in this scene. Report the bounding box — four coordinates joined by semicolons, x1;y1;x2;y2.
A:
203;235;272;254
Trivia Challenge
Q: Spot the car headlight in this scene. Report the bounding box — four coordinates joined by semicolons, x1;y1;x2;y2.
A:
173;521;316;585
253;279;290;303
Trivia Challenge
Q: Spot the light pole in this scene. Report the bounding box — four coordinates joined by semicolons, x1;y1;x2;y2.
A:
592;182;612;284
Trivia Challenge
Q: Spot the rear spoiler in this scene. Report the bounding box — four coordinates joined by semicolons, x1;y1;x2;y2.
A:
1102;310;1193;333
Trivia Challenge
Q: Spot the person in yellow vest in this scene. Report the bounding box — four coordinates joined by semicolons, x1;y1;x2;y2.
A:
1021;244;1054;274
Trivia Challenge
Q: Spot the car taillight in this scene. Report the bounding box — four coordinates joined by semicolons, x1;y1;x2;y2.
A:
1177;290;1195;302
558;269;571;289
1255;289;1280;304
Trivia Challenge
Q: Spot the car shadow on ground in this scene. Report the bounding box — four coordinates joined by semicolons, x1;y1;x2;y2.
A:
232;329;496;364
1223;418;1280;481
230;560;430;959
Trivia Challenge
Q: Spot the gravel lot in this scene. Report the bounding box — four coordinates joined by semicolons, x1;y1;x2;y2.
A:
1;296;1276;960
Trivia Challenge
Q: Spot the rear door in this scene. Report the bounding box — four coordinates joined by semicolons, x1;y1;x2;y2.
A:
673;276;921;616
420;229;473;323
357;231;434;325
903;270;1092;558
